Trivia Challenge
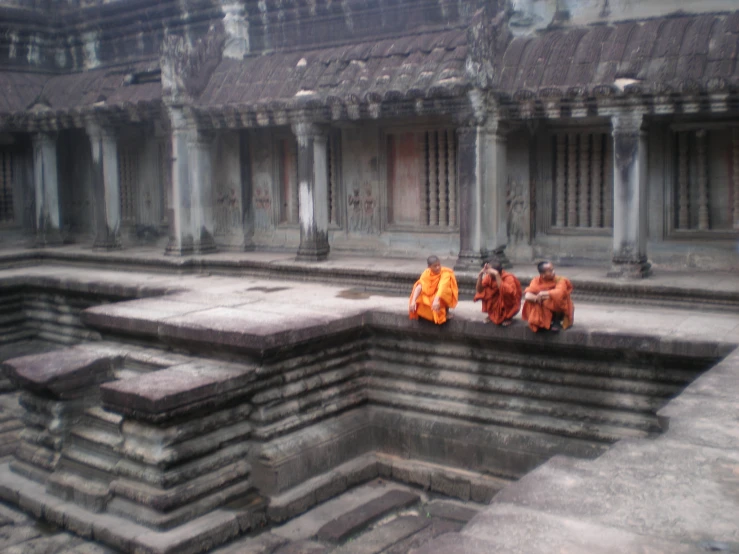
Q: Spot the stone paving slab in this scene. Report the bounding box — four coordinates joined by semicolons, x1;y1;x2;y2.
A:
332;515;429;554
315;489;420;542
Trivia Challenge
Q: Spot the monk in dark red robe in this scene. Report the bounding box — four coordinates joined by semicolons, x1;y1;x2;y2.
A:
522;261;574;332
409;255;458;325
473;258;522;326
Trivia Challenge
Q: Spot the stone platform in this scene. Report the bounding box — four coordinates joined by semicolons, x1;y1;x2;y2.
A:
0;261;736;553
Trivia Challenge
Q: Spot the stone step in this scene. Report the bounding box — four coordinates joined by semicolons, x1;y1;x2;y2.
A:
370;348;687;395
367;377;662;433
375;454;509;504
266;453;380;522
110;460;251;513
368;362;665;414
46;470;110;512
69;425;123;451
332;515;431;554
314;489;421;542
368;391;650;444
371;337;702;385
251;363;364;407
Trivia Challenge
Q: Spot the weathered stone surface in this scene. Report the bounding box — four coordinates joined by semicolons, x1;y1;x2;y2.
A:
423;501;481;523
100;361;257;417
333;515;430;554
0;524;42;549
314;489;420;542
211;532;287;554
272;540;328;554
384;518;462;554
2;347;117;396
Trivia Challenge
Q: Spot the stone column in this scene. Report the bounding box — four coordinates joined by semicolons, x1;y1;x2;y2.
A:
165;107;193;255
87;123;121;250
483;119;510;267
292;122;330;261
454;124;488;271
31;133;63;246
188;129;217;254
607;111;651;278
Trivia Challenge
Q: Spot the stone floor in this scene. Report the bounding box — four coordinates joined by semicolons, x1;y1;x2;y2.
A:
0;259;737;553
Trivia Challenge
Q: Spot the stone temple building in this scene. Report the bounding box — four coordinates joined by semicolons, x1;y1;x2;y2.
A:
1;0;738;274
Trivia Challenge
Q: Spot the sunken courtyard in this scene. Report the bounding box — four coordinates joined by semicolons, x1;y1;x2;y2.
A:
1;0;739;552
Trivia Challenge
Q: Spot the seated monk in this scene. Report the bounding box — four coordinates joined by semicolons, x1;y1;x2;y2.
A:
409;255;458;325
522;261;574;332
473;258;522;326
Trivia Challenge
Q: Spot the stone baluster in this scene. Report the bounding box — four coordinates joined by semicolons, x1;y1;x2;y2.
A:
590;133;602;228
608;111;651;278
293;122;330;261
696;129;710;230
31;132;63;246
678;131;690;230
579;133;590;227
428;131;438;226
188;129;217;253
603;135;614;228
448;131;457;227
733;128;739;229
555;133;566;227
567;133;578;227
87;122;122;250
438;131;448;226
165;107;193;255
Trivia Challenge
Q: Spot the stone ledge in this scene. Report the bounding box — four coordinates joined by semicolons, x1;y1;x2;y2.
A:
0;462;258;554
2;346;119;397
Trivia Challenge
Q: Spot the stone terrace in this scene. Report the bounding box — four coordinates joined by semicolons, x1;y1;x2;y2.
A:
0;258;737;553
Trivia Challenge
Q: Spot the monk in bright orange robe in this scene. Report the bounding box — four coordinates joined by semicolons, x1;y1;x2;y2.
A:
473;258;522;326
522;261;574;332
409;255;458;325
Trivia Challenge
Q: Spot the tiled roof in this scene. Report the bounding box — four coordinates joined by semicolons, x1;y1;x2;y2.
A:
0;63;162;116
196;27;469;109
495;12;739;97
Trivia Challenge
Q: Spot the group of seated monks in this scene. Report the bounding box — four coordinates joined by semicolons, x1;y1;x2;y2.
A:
408;255;574;333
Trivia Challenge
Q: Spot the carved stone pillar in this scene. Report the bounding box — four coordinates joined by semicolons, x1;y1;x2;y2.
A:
454;124;488;271
567;132;578;227
87;123;121;250
292;122;330;262
189;129;217;254
677;131;689;230
438;131;448;226
696;129;709;231
429;131;438;226
31;133;63;246
579;133;590;227
484;119;510;266
607;112;651;278
590;133;602;228
165;107;193;255
448;133;457;227
555;133;566;227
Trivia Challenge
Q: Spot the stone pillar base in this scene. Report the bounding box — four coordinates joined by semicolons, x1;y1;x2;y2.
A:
194;230;217;255
607;259;652;279
93;234;122;251
296;243;330;262
165;236;194;256
454;249;490;272
35;229;64;248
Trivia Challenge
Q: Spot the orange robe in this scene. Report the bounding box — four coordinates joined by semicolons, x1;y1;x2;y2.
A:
409;267;459;325
521;276;574;332
473;271;522;325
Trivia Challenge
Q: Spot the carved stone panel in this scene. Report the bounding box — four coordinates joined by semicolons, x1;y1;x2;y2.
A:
343;127;380;234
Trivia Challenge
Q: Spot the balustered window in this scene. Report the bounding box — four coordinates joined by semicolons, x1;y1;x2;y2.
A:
386;128;457;228
0;150;15;224
551;131;613;230
118;143;138;224
327;132;341;227
672;127;739;233
158;139;172;225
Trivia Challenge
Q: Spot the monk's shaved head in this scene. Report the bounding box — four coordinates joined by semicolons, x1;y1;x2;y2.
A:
427;255;440;266
484;257;503;272
537;261;552;274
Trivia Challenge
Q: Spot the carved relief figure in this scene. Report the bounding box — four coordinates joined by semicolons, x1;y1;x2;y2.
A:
215;185;241;235
347;187;362;232
507;178;527;243
254;184;272;231
362;187;377;233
